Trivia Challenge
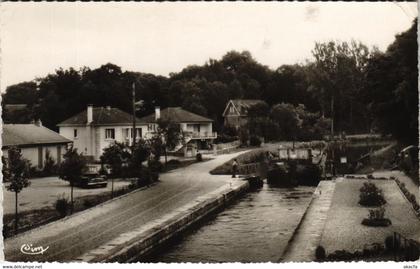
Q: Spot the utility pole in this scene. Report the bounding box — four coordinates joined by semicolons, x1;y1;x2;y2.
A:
132;82;137;149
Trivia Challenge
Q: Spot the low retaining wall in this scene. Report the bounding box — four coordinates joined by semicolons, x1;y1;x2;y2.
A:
80;180;250;263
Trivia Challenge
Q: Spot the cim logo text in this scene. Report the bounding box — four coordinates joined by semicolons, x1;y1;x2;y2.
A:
20;244;49;255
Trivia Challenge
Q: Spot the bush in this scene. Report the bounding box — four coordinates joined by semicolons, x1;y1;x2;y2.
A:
148;159;163;173
362;218;391;227
55;195;69;218
83;199;94;209
249;136;262;147
359;182;386;207
196;153;203;162
315;246;326;260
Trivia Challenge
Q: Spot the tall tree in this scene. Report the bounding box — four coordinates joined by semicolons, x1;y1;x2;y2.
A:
364;19;418;144
5;147;31;234
58;147;87;214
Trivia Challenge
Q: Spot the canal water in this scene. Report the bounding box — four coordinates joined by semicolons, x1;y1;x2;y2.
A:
148;184;315;263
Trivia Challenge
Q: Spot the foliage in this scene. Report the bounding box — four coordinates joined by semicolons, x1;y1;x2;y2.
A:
359;182;386;207
249;136;262;147
100;142;130;177
58;147;87;214
362;207;391;227
42;149;57;176
364;19;418;144
395;178;420;215
55;195;69;218
196;152;203;162
59;147;87;185
148;159;163;173
5;147;31;194
2;20;416;145
315;246;326;261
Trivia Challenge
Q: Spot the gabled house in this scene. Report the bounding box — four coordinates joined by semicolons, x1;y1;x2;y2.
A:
57;105;144;161
222;99;268;129
58;105;217;160
137;107;217;154
2;122;71;169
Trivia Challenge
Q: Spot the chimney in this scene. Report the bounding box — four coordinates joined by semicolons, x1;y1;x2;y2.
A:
87;104;93;124
155;106;160;121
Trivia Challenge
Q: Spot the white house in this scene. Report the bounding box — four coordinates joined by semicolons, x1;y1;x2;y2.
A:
57;105;144;161
58;105;217;160
2;122;72;169
137;107;217;154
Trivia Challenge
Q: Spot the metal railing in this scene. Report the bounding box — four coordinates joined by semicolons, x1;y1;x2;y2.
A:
391;232;420;261
184;131;217;139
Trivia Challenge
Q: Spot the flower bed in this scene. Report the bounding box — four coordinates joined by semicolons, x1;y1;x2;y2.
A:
394;177;420;217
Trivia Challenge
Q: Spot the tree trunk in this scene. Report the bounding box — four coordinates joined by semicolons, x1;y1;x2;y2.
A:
70;184;74;214
14;192;18;235
331;95;335;138
164;148;168;165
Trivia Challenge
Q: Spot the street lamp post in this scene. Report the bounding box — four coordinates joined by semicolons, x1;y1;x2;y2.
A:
132;82;137;149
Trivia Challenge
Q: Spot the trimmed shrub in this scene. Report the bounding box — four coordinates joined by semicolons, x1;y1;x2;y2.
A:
55;196;69;218
83;199;94;209
359;182;386;207
249;136;262;147
148;159;163;173
315;246;326;260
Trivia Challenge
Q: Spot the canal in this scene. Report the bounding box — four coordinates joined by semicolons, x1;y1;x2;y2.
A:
147;183;315;263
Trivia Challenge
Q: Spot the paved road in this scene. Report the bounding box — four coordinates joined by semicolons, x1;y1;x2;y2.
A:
4;151;246;262
2;177;131;215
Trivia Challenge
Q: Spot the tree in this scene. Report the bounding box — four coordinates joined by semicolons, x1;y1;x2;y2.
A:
156;119;184;165
270;103;301;143
100;142;130;177
309;40;373;134
364;19;418;144
5;147;30;234
58;147;86;214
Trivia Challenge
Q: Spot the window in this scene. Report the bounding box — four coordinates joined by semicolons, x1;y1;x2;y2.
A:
105;128;115;139
123;128;130;139
74;129;78;138
132;128;142;138
229;106;235;113
148;124;155;132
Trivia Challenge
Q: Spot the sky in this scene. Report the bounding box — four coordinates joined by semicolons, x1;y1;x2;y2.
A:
0;2;417;92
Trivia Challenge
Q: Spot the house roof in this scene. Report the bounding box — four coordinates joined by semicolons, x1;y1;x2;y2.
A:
137;107;213;124
2;124;71;148
223;99;268;116
57;106;142;127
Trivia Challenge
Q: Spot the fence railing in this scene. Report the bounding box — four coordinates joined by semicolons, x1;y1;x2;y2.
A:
391;232;420;261
213;140;241;155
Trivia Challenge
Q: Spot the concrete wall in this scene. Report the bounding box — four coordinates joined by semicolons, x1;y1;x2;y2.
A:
2;144;67;169
82;180;250;262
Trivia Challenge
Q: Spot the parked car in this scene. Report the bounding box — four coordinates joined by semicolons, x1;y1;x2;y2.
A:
74;172;108;188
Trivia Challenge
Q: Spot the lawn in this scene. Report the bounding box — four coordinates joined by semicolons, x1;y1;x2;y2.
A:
320;179;420;254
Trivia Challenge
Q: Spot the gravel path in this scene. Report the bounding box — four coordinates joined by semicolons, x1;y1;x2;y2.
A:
4;150;248;262
320;179;420;254
2;177;131;215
